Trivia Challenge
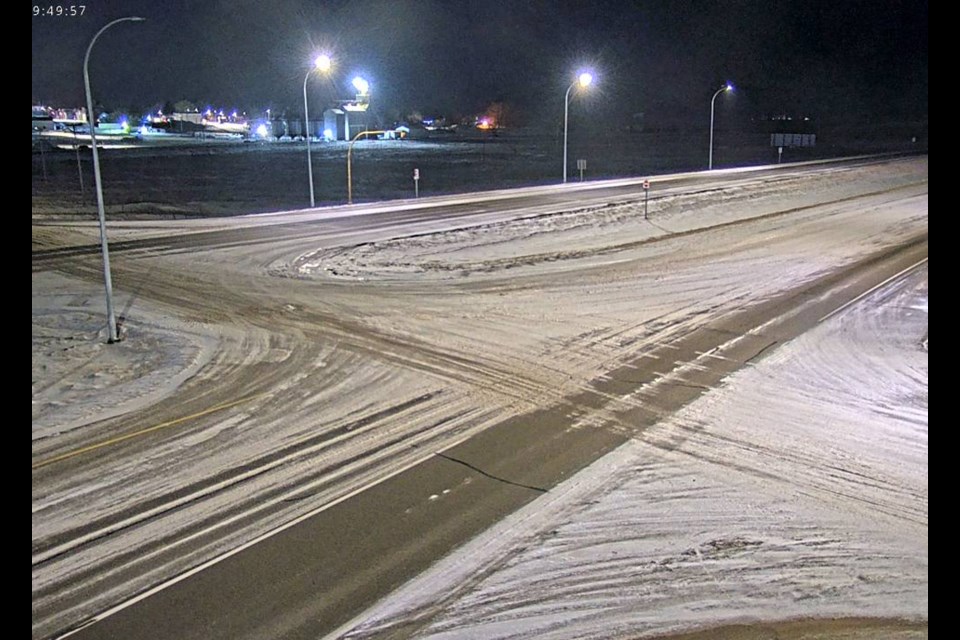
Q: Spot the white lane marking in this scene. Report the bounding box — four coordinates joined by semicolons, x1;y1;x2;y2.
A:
55;427;481;639
818;258;928;323
53;448;440;638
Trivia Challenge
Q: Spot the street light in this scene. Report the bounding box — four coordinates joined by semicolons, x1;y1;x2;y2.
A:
351;76;369;97
304;53;332;208
709;82;733;170
342;76;370;143
563;71;593;183
83;16;145;344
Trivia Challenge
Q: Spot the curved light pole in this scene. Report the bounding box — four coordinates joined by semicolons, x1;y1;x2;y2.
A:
83;16;145;344
709;82;733;170
304;53;332;208
563;71;593;183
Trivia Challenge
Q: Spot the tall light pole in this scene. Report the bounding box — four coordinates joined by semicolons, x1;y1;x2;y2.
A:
709;82;733;170
83;16;145;344
304;53;332;208
563;71;593;183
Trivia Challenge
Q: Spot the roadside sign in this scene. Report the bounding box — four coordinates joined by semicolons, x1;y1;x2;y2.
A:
413;168;420;180
642;179;650;190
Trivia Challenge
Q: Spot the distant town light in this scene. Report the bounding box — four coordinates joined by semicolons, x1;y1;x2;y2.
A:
323;128;334;140
256;123;269;138
352;77;369;94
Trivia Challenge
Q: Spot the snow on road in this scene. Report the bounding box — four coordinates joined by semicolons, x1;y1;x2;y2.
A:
332;265;927;640
33;157;927;639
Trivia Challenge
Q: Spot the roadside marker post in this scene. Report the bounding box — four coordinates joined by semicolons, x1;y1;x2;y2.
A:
643;179;650;219
413;167;420;198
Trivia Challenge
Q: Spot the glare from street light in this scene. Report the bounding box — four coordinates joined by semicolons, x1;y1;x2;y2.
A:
352;76;369;94
315;54;332;72
578;72;593;88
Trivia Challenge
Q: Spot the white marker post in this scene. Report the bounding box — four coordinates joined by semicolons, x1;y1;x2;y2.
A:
643;179;650;219
577;158;586;182
778;146;783;164
413;167;420;198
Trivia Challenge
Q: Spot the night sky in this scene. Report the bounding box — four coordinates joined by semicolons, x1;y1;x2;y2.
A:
32;0;927;127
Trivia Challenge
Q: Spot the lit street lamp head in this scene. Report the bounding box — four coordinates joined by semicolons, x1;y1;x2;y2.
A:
725;81;734;92
578;72;593;88
352;76;370;95
315;54;332;73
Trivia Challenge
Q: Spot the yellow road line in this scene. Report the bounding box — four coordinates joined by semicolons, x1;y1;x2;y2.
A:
32;392;266;470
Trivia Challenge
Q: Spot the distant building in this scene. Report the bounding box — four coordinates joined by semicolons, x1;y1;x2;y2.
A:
33;105;85;132
323;108;346;140
32;113;55;132
764;115;818;148
172;111;204;124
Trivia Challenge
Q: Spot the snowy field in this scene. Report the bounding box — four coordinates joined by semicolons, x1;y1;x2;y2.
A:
31;124;926;217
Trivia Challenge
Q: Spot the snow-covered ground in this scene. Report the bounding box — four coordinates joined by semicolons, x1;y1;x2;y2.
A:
32;272;219;438
33;157;927;639
331;263;928;640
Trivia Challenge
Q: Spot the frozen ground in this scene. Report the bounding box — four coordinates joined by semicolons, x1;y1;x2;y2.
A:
33;157;927;639
32;272;220;438
327;260;927;639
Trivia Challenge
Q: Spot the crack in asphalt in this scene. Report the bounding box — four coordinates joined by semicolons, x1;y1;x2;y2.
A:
434;451;549;494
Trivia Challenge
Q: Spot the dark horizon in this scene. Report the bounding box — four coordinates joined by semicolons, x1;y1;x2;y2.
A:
33;0;928;127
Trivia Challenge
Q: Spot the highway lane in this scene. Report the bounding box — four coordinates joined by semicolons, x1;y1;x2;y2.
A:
31;156;904;269
32;157;927;639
